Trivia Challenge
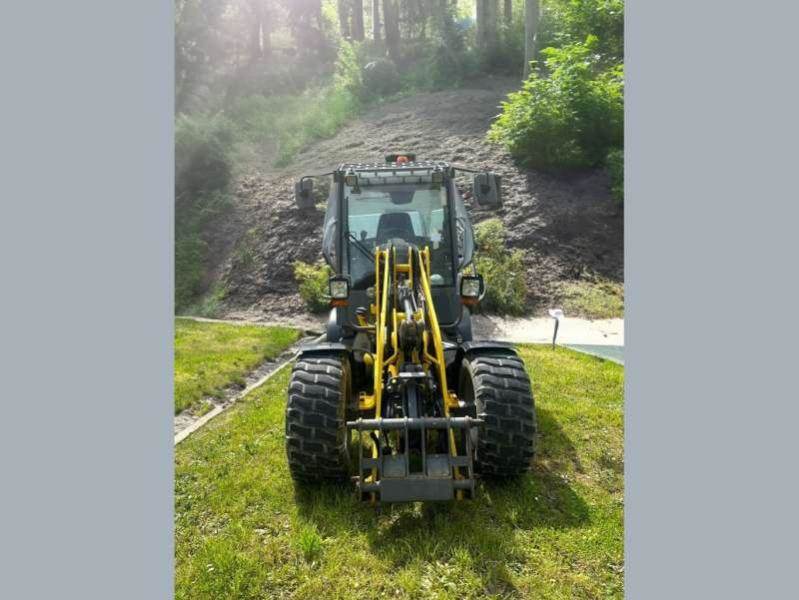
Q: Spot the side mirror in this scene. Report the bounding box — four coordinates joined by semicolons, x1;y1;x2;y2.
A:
472;172;502;209
460;274;486;304
294;178;315;209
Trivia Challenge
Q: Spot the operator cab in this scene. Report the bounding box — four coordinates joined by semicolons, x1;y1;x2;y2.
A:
345;176;454;290
294;155;502;342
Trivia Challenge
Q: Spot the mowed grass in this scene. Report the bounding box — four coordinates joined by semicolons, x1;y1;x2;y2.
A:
175;346;624;599
174;319;301;414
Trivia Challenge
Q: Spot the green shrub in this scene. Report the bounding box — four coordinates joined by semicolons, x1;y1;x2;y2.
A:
175;232;206;310
397;43;481;92
180;283;228;319
334;40;366;100
539;0;625;63
474;219;527;315
362;58;400;97
606;147;624;202
489;36;623;169
293;260;331;313
175;190;232;311
175;112;233;196
174;113;235;311
401;13;482;90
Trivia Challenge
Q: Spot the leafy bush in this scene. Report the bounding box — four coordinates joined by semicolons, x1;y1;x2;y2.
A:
606;147;624;202
293;260;332;313
180;283;228;319
474;219;527;315
539;0;625;63
175;113;235;311
175;112;233;197
489;36;623;169
334;40;366;100
175;232;206;311
362;58;401;97
397;43;480;92
175;190;232;310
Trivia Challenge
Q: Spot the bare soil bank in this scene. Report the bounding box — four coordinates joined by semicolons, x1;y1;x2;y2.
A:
203;77;623;319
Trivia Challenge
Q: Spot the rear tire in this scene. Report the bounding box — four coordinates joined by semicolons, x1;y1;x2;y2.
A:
460;353;536;477
285;354;351;483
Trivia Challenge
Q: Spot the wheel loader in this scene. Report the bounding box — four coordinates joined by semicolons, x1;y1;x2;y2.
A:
286;154;536;503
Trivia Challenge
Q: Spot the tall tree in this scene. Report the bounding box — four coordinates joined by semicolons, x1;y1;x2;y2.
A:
261;6;272;58
338;0;351;38
383;0;400;60
476;0;498;52
175;0;228;113
372;0;381;41
248;0;265;62
434;0;461;69
523;0;539;77
352;0;365;40
504;0;512;27
436;0;450;30
285;0;329;62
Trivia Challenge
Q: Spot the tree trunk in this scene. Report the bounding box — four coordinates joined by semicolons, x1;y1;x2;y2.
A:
262;9;272;57
438;0;448;25
504;0;512;26
249;0;264;62
476;0;498;52
488;0;498;47
383;0;400;60
352;0;365;40
372;0;381;41
476;0;485;47
415;0;427;40
523;0;539;77
436;0;458;65
338;0;351;38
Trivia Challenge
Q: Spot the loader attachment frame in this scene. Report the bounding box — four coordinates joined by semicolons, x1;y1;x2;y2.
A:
347;245;478;503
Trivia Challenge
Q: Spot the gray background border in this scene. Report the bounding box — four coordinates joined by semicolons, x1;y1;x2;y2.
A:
1;1;798;598
626;0;799;597
1;2;173;598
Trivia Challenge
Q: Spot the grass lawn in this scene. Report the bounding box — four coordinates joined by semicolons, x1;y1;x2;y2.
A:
175;345;624;599
174;318;301;414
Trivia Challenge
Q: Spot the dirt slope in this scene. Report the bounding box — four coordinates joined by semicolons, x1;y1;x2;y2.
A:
207;77;622;320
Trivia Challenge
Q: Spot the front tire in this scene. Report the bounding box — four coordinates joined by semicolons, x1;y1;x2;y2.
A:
460;353;536;477
285;354;351;483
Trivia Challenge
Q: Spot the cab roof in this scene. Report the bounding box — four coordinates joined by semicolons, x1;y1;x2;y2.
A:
337;160;451;173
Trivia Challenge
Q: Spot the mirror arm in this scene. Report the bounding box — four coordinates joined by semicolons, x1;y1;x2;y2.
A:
300;171;334;181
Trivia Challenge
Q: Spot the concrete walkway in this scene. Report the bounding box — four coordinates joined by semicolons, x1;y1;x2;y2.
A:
472;315;624;345
472;315;625;365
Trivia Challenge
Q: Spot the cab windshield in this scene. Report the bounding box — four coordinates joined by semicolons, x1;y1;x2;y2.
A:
345;182;454;288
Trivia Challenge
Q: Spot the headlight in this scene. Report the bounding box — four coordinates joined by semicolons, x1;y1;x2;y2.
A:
460;275;483;299
329;276;350;300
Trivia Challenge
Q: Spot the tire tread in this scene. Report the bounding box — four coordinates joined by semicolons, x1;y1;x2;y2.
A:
285;355;349;483
467;354;536;477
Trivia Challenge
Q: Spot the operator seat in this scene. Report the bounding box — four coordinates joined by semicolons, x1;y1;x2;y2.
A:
376;212;415;245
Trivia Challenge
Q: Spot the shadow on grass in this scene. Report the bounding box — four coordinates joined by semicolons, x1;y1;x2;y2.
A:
293;407;588;594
